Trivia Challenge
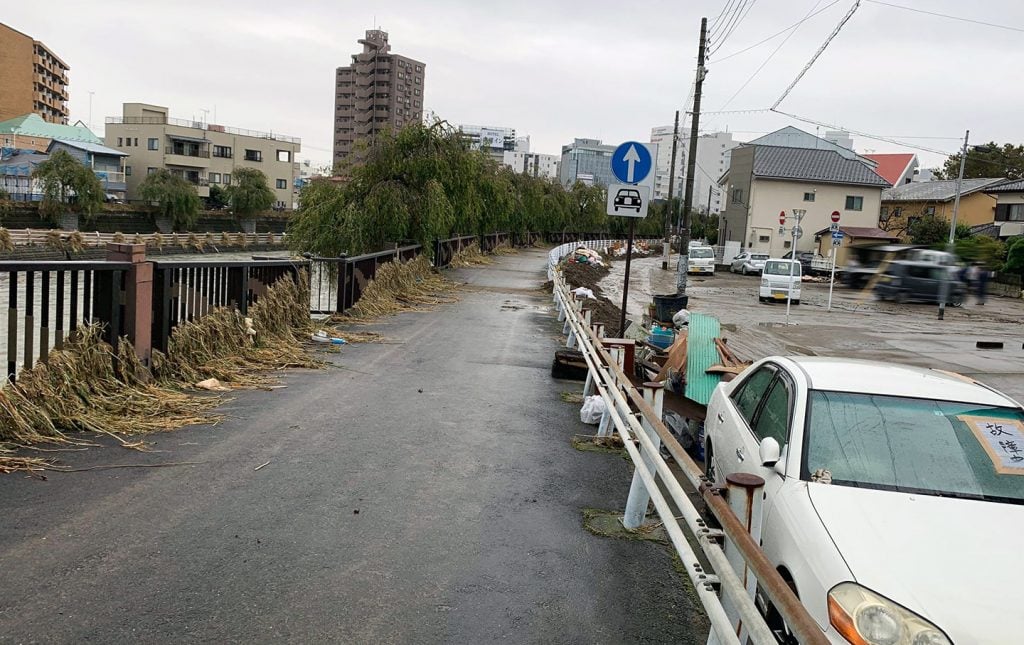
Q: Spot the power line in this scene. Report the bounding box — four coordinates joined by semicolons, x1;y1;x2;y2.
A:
717;0;828;111
711;0;758;55
712;0;842;62
864;0;1024;34
771;0;861;109
771;108;953;155
710;0;739;32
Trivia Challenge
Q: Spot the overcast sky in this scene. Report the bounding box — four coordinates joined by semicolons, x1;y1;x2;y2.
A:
7;1;1023;168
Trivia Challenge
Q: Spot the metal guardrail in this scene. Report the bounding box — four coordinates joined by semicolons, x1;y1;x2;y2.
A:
551;240;828;645
3;230;286;249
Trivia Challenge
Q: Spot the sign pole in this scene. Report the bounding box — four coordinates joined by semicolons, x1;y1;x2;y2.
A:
619;218;636;338
827;251;837;312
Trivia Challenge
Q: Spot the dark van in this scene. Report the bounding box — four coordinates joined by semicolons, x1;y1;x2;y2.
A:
874;261;966;305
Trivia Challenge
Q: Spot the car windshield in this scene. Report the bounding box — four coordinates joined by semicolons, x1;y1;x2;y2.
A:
763;260;801;276
804;391;1024;503
691;248;714;258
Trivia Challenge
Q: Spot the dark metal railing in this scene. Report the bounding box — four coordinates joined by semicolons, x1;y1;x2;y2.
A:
2;261;131;383
151;259;307;352
433;235;478;269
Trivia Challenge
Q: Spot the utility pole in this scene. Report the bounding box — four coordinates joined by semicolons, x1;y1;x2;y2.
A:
663;110;680;270
677;17;708;295
938;129;969;320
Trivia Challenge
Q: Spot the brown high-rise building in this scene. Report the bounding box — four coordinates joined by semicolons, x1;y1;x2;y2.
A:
0;22;70;124
333;29;425;165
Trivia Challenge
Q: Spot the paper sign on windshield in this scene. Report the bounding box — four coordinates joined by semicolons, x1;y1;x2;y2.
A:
960;415;1024;476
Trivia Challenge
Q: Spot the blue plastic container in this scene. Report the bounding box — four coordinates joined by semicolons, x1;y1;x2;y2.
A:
649;326;675;350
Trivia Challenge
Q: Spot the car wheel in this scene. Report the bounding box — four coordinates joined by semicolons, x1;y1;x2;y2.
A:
741;266;748;275
895;290;907;304
761;574;800;645
792;299;800;305
704;441;716;484
952;292;964;307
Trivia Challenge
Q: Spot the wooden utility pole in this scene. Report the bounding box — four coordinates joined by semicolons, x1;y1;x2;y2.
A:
676;17;707;294
663;110;680;270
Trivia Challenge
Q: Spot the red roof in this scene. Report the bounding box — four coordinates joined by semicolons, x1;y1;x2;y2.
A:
863;153;916;187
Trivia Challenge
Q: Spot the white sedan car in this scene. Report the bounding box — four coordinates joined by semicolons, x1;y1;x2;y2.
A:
704;356;1024;645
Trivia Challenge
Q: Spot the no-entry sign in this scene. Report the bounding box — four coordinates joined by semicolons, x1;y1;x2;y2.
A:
831;210;841;223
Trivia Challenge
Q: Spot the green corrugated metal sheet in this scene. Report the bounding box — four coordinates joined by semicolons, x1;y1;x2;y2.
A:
685;313;722;406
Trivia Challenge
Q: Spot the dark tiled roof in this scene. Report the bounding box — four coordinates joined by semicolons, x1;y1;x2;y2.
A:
883;178;1003;201
986;179;1024;193
752;146;890;187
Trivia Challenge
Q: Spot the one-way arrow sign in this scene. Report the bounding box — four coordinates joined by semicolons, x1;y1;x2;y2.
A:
611;141;653;185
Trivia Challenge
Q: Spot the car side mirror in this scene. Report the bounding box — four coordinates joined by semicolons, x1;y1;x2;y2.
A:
759;436;781;467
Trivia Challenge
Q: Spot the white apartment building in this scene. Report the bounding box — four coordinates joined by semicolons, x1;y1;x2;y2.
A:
502;151;559;180
650;125;684;201
694;131;737;214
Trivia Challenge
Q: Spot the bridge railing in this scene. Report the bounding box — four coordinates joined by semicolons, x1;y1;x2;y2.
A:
552;263;828;645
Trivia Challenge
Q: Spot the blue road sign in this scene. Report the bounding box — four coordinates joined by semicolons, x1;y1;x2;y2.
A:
832;230;844;246
611;141;653;184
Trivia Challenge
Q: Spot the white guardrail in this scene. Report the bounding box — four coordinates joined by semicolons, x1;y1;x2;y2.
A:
550;241;828;645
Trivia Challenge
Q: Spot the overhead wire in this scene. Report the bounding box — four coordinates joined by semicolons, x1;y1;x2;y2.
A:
709;0;753;54
709;0;739;32
771;0;862;109
863;0;1024;33
712;0;842;62
716;0;829;111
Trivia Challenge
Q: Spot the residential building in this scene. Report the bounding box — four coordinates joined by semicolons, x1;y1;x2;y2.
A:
985;179;1024;239
719;144;890;255
502;151;559;180
880;178;1003;239
333;29;425;164
650;125;684;201
104;103;301;209
0;22;69;124
812;226;900;267
457;124;516;162
863;153;918;187
694;132;736;214
0;113;100;152
0;149;48;201
559;138;617;187
46;139;128;201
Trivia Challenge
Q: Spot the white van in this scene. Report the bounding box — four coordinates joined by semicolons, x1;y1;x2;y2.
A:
687;246;716;275
759;258;802;304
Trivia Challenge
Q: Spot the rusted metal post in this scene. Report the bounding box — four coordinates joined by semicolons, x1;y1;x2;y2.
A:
622;382;665;529
720;473;766;642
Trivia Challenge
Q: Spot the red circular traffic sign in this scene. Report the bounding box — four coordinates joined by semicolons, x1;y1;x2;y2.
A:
779;211;787;225
831;210;840;223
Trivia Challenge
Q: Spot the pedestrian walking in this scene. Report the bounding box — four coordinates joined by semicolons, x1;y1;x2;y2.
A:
976;263;991;305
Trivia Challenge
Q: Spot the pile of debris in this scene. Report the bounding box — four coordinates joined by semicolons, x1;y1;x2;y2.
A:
563;246;604;267
561;260;626;332
606;240;654;258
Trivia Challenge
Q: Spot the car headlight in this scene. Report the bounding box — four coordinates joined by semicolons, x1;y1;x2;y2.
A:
761;278;769;287
828;582;951;645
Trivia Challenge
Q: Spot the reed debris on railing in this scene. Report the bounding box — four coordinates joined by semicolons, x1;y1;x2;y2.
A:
448;242;491;267
344;256;456;319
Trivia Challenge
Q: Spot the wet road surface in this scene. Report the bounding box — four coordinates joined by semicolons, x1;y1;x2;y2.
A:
0;249;707;643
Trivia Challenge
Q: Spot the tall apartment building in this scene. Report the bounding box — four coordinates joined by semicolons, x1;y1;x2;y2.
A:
0;22;70;124
104;103;301;209
502;151;559;180
693;132;737;214
650;125;685;201
333;30;425;164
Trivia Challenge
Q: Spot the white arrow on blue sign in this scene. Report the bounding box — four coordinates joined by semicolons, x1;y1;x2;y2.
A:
611;141;653;184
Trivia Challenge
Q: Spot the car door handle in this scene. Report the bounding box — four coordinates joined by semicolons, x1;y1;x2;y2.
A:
717;413;724;423
736;448;745;462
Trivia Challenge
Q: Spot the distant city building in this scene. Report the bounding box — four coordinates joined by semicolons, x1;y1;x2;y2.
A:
105;103;301;209
514;136;530;153
559;138;617;187
0;22;69;124
650;125;684;201
694;132;736;214
502;151;559;180
750;126;864;161
457;124;516;162
333;29;425;164
823;129;854;152
0;113;100;152
912;167;936;183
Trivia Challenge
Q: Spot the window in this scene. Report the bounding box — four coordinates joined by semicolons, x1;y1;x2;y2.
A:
276;149;291;163
213;145;232;158
398;72;405;79
414;76;421;84
276;179;287;189
783;240;792;248
117;137;123;146
879;206;889;222
209;172;220;184
845;195;864;211
924;206;936;215
803;192;816;202
415;65;422;72
414;88;421;96
893;207;902;217
125;166;132;176
999;204;1024;222
758;235;770;243
147;167;157;175
731;367;775;428
147;138;159;150
223;173;231;186
134;138;139;147
753;378;791;445
244;149;262;162
731;188;743;204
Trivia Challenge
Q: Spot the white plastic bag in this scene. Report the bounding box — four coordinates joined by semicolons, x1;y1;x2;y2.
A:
672;308;690;328
579;395;606;425
572;287;595;300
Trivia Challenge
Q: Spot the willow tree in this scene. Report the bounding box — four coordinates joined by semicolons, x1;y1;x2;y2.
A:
229;167;276;217
32;149;104;223
138;169;201;230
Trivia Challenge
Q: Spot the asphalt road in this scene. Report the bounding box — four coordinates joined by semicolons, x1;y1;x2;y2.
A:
0;249;707;644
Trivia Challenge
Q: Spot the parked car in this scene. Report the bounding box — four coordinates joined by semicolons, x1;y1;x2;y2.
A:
705;356;1024;644
687;246;716;275
782;250;815;271
874;261;966;305
759;259;801;304
730;251;769;275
